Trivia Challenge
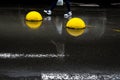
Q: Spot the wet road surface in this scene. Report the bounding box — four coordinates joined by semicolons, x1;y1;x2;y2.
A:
0;5;120;79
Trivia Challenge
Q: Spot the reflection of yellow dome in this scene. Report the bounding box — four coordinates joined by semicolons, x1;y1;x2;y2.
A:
25;21;42;29
25;11;43;21
66;17;86;29
66;28;85;37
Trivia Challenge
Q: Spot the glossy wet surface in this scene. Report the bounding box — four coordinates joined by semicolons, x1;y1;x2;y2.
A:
0;5;120;79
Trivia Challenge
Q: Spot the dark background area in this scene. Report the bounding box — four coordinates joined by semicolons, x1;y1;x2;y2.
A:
0;0;120;7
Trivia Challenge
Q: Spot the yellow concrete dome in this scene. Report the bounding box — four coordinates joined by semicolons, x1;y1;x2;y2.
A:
66;17;86;29
25;11;43;21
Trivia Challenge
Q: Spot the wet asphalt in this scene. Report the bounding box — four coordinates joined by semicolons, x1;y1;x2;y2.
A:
0;4;120;79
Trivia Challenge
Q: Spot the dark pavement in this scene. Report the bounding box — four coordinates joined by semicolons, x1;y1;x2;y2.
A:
0;4;120;79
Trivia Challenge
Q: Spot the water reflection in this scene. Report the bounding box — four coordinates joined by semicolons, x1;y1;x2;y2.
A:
18;9;106;41
0;8;110;79
66;28;86;37
0;9;107;59
25;21;43;29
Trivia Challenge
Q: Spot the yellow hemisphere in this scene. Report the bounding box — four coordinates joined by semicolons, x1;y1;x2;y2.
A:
25;11;43;21
66;17;86;29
